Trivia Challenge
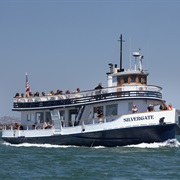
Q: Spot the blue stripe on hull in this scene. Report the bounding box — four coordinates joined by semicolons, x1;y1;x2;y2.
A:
2;124;176;147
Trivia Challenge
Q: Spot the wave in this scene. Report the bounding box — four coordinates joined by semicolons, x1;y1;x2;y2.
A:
2;139;180;148
126;139;180;148
2;142;77;148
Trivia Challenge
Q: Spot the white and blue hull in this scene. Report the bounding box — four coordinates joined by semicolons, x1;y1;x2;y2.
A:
2;110;177;147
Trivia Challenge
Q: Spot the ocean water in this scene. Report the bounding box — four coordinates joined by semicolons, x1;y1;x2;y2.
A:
0;134;179;180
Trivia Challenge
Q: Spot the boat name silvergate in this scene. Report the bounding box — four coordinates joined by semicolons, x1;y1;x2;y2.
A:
123;115;154;122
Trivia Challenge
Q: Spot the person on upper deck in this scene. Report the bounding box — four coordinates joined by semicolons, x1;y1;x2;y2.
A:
26;92;33;98
34;92;39;97
42;92;46;96
159;100;167;110
75;88;80;93
95;83;103;90
49;90;54;95
55;89;63;95
66;90;71;94
74;88;81;98
14;93;20;98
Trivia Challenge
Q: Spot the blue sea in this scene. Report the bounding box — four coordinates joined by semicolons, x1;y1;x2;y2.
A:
0;133;179;180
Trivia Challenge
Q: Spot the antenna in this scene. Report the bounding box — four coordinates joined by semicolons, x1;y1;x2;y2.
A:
139;55;144;71
132;51;140;71
118;34;125;71
129;38;132;69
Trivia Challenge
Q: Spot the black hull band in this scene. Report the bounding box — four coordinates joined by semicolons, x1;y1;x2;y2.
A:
2;124;176;147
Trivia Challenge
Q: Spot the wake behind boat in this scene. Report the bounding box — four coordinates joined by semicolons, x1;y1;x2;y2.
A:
1;35;179;147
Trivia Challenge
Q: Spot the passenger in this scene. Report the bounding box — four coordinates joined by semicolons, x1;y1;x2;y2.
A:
43;120;48;129
96;107;103;123
43;119;53;129
42;92;46;96
13;123;19;129
74;88;81;98
59;90;63;95
95;83;103;90
167;104;173;110
55;89;60;95
49;120;53;128
34;92;39;97
147;104;154;112
14;93;20;98
49;90;54;95
21;93;24;98
18;124;23;130
55;89;63;95
27;92;33;98
13;123;23;130
66;90;71;94
159;100;167;110
132;105;138;113
75;88;80;93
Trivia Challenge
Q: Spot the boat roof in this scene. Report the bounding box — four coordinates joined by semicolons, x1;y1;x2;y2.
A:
110;69;149;77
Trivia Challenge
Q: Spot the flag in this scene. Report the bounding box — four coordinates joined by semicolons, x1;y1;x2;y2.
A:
26;72;30;96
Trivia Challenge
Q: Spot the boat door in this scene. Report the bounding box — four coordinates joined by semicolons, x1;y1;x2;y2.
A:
50;110;61;131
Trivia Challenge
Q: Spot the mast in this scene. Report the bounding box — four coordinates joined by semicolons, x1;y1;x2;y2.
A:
118;34;125;71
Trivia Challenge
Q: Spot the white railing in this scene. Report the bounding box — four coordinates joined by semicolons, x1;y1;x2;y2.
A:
13;85;162;103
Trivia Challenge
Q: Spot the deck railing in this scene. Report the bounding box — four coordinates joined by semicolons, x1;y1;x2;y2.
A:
13;85;162;109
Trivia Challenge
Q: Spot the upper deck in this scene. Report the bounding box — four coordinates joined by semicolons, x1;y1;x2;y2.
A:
13;84;162;111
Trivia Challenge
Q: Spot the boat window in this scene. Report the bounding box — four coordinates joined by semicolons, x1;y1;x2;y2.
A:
138;75;147;84
124;76;128;83
26;114;32;121
35;112;44;123
117;77;121;84
106;104;117;116
128;102;133;111
144;76;147;84
93;106;103;118
59;110;65;120
69;109;78;126
130;75;136;83
45;111;51;122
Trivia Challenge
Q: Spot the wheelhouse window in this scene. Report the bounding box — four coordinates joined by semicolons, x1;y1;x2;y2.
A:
143;76;147;84
130;75;136;83
124;76;128;83
138;76;142;83
138;75;147;84
106;104;118;116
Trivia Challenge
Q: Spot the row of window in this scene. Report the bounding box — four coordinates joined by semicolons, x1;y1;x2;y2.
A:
117;75;147;85
26;104;118;123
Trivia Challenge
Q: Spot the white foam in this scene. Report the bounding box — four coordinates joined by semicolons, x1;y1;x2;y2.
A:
126;139;180;148
2;142;76;148
2;139;180;148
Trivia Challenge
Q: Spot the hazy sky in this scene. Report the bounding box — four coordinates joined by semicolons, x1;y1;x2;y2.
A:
0;0;180;117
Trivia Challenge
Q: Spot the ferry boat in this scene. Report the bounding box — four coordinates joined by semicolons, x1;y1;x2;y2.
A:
1;35;178;147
